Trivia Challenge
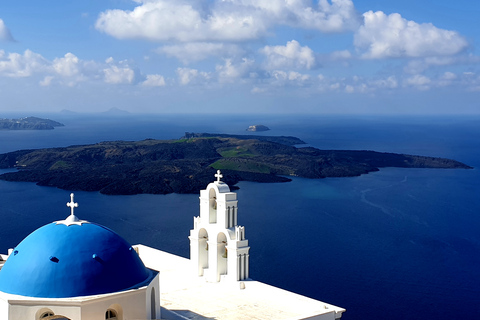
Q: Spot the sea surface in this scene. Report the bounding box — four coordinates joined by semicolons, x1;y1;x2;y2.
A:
0;113;479;320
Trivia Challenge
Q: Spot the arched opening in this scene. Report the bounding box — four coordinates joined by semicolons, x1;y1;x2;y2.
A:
151;287;157;319
36;308;72;320
217;232;228;281
106;309;118;320
106;303;123;320
209;188;217;223
198;228;209;275
38;311;71;320
39;311;54;319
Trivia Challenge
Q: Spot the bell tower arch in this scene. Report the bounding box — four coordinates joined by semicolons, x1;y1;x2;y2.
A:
189;170;250;283
209;188;217;223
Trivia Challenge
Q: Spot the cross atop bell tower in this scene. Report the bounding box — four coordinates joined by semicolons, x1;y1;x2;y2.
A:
215;170;223;183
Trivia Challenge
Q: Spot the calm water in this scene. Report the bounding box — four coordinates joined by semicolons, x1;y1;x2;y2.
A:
0;114;479;320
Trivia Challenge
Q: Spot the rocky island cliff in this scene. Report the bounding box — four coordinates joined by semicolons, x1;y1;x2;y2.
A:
0;117;64;130
246;124;270;132
0;134;472;195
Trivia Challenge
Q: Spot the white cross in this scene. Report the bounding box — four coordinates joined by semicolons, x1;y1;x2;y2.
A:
215;170;223;182
66;193;78;216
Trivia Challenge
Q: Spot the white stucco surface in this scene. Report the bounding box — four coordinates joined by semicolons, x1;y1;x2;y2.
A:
0;273;160;320
136;245;345;320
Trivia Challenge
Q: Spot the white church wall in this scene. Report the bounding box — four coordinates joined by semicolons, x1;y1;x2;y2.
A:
80;288;148;320
0;297;9;319
2;284;155;320
9;303;80;320
146;274;161;320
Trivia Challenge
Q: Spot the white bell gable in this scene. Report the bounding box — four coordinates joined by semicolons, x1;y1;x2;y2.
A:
189;170;250;282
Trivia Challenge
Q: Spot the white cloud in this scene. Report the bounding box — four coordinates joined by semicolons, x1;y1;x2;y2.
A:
51;53;104;86
330;82;341;90
261;40;316;70
345;84;354;93
0;50;95;86
404;74;431;90
355;11;468;59
52;54;95;87
231;0;361;32
0;19;14;41
177;68;198;85
96;0;267;42
142;74;166;87
215;58;254;82
371;76;398;89
251;86;266;94
268;70;311;87
0;50;49;77
438;71;457;87
288;71;310;82
158;42;243;64
0;49;160;88
442;72;457;81
176;67;210;85
39;76;54;87
404;57;457;74
330;50;352;60
0;48;172;89
53;53;81;77
103;63;136;84
95;0;361;43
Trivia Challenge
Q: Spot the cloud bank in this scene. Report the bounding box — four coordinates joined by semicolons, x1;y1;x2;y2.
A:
95;0;362;42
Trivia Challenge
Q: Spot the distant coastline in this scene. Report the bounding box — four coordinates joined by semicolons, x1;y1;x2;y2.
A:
0;117;64;130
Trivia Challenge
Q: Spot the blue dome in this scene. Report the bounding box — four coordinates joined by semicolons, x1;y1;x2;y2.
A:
0;220;151;298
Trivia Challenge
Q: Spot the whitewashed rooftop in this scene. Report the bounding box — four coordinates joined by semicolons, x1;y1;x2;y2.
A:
136;245;345;320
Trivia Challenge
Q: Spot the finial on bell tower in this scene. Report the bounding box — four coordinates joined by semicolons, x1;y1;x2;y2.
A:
215;170;223;183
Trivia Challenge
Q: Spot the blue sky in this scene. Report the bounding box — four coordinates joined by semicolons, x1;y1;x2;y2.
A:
0;0;479;114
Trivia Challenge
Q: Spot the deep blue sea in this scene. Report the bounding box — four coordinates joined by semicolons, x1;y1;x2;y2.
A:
0;113;479;320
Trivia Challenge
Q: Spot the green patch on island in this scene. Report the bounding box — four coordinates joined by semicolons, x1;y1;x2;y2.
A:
218;146;255;158
211;159;272;174
49;160;73;170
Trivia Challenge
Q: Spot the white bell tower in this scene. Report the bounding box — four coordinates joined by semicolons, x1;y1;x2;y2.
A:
189;170;250;282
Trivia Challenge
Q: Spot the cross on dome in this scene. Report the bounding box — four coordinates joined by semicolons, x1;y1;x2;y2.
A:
56;193;88;226
67;193;78;216
215;170;223;182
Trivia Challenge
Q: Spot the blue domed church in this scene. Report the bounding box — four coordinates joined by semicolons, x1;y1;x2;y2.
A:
0;194;160;320
0;172;345;320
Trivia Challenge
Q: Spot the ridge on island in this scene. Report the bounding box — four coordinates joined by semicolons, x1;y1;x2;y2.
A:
0;133;472;195
0;116;64;130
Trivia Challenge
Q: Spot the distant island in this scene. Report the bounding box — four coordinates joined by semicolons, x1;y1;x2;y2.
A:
247;124;270;132
0;117;64;130
0;133;472;195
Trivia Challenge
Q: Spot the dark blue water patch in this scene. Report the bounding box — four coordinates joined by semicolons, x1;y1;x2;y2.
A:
235;167;480;320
